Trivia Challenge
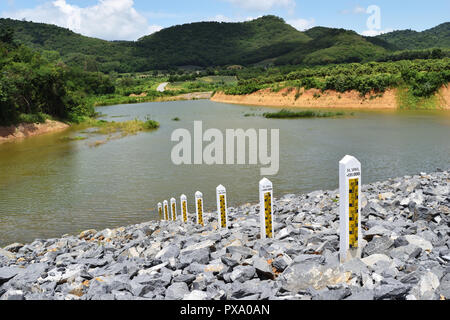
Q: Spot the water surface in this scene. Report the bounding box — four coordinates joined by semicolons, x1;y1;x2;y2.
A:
0;100;449;245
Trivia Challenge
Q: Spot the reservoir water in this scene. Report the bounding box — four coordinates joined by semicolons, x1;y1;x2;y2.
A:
1;99;450;246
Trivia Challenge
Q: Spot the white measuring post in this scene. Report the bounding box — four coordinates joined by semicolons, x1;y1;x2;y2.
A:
216;185;228;229
195;191;204;226
180;194;188;223
339;155;362;263
170;198;177;221
163;200;169;221
259;178;274;239
157;202;163;220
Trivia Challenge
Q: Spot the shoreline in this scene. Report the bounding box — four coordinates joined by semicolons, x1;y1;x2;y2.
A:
0;169;449;300
95;91;213;107
211;87;450;110
0;120;70;145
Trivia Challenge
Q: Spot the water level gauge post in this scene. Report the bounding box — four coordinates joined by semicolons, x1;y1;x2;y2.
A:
195;191;204;226
259;178;274;239
163;200;169;221
180;194;188;223
339;155;362;263
170;198;177;221
216;185;228;230
157;202;163;220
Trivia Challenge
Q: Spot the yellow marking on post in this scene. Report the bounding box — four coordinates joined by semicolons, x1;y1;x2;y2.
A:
164;205;169;220
158;207;163;220
197;199;204;226
219;195;226;228
264;192;273;238
349;178;359;249
182;201;187;222
172;203;176;221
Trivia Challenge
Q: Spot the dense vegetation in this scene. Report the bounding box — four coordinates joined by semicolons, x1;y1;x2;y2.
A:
135;16;310;69
0;27;118;125
376;23;450;50
2;16;449;73
221;59;450;100
0;18;135;73
263;109;345;119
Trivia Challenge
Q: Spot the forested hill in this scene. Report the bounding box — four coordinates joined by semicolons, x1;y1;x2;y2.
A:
0;18;134;73
376;23;450;50
135;16;310;69
1;16;449;73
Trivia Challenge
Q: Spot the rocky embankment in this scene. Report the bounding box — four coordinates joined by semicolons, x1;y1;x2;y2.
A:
1;170;449;300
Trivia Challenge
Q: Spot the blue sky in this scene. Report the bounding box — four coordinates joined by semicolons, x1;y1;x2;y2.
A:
1;0;449;40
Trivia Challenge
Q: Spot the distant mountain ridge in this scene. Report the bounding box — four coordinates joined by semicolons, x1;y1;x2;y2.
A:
376;22;450;50
1;16;449;73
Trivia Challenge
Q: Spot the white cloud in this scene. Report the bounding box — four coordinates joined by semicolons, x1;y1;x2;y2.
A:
287;18;315;31
209;14;235;23
224;0;296;11
361;28;393;37
1;0;162;41
207;15;261;23
340;5;367;15
353;5;366;14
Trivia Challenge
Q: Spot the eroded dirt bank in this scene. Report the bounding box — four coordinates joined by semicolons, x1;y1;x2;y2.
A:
211;87;450;110
0;120;70;144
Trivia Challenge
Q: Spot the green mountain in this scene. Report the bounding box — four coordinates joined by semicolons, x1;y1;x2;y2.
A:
135;16;310;69
273;27;392;65
1;16;449;73
0;18;134;73
376;22;450;50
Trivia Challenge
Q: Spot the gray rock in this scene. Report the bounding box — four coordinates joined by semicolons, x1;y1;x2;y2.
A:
280;262;349;292
342;258;369;275
345;289;375;300
13;263;48;284
226;246;257;259
389;244;422;261
374;283;411;300
230;266;256;283
312;287;352;300
155;244;180;261
364;226;392;239
394;236;409;248
165;282;190;300
438;273;450;299
181;240;215;254
3;243;24;253
179;248;210;266
0;266;21;284
363;236;394;257
361;254;392;268
183;290;209;300
0;248;16;261
173;274;196;285
253;257;274;280
411;272;440;300
272;254;293;272
0;289;25;300
221;256;239;268
404;235;433;251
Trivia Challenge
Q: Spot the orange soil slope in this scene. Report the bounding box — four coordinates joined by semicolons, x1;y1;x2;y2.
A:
0;120;70;144
212;86;450;110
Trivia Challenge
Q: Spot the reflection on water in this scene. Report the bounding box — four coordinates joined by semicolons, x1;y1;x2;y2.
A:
0;100;449;246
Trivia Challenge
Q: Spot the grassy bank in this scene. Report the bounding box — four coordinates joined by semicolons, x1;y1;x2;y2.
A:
263;109;346;119
78;118;160;136
396;87;442;110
